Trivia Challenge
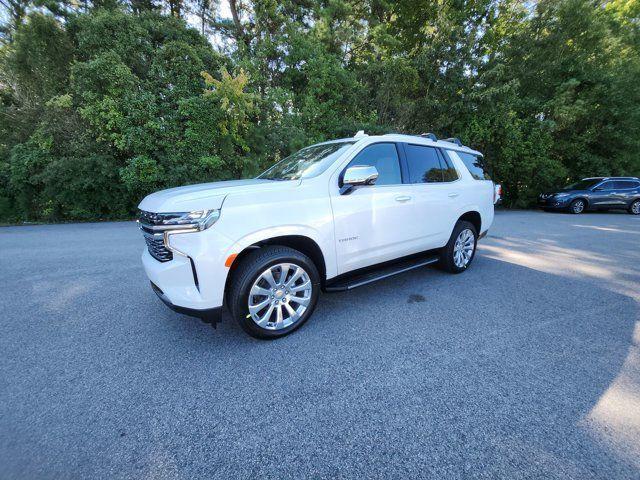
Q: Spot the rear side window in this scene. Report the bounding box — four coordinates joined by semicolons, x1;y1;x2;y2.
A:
455;151;491;181
441;154;459;182
404;144;447;183
614;180;640;189
345;143;402;185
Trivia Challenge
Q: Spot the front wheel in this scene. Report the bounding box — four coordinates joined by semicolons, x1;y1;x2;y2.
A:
569;199;585;214
629;199;640;215
439;221;478;273
228;246;320;339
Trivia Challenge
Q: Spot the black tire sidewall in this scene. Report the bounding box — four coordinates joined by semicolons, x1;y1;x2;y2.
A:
440;221;478;274
630;200;640;215
232;250;320;339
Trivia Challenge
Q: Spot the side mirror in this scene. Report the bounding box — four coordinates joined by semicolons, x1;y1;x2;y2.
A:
340;165;379;195
593;186;604;191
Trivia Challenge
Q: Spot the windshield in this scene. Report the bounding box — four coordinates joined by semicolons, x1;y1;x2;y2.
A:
564;179;601;190
258;142;355;181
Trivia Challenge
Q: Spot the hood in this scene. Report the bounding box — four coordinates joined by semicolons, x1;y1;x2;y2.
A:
138;179;296;213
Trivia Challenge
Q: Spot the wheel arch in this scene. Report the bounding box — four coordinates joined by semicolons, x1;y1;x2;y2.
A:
457;210;482;235
572;196;589;207
224;235;328;302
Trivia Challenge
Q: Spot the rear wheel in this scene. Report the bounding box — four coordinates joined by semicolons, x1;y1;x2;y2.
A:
569;199;585;214
439;221;478;274
629;199;640;215
228;246;320;339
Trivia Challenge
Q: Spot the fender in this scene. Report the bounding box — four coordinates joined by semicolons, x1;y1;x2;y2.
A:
225;224;338;280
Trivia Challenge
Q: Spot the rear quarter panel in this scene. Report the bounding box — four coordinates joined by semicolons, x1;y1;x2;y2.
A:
446;150;495;235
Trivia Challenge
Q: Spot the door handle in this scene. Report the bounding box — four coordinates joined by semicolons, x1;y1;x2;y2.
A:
448;192;460;198
395;195;412;203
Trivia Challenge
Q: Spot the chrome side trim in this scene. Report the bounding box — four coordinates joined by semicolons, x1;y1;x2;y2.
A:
138;221;199;232
163;227;199;257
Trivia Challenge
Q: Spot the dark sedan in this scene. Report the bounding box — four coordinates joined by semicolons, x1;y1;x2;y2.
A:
538;177;640;214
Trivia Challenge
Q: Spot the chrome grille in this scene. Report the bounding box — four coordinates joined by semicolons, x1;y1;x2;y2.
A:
139;210;185;226
143;231;173;262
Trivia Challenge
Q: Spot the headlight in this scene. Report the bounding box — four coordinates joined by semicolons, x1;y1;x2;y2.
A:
555;193;570;198
163;210;220;230
139;209;221;232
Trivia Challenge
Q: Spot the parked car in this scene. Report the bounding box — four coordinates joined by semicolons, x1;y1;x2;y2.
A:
138;132;495;338
538;177;640;215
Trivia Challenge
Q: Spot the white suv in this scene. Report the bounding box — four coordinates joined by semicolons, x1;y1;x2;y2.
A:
138;132;495;338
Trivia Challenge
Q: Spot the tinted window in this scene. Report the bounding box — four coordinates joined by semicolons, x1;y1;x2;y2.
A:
441;154;459;182
566;179;602;190
457;151;491;180
614;180;640;189
405;144;446;183
345;143;401;186
598;181;616;191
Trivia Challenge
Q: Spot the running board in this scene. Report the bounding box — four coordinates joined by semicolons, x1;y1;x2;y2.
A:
324;254;439;292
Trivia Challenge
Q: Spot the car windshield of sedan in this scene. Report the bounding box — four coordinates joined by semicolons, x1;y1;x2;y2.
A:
565;179;601;190
258;141;355;181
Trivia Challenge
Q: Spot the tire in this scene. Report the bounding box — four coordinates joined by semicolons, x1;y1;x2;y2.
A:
439;221;478;274
227;246;320;339
629;199;640;215
569;199;586;214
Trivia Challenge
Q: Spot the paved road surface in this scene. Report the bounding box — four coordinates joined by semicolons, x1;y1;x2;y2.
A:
1;210;639;479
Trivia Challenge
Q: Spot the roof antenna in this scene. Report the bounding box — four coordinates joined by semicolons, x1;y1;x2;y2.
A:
354;130;368;139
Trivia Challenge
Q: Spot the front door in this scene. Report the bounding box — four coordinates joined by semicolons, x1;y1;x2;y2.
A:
330;142;421;274
589;180;617;207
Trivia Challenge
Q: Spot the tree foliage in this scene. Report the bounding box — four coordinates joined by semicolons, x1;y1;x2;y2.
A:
0;0;639;221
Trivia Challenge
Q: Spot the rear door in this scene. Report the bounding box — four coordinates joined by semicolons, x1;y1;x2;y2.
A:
402;143;460;249
613;180;640;206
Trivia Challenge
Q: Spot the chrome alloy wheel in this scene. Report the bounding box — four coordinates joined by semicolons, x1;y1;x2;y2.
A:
247;263;312;330
453;228;475;268
573;200;585;213
632;201;640;215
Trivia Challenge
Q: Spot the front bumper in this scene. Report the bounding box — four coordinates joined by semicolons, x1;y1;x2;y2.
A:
150;282;222;325
538;196;570;209
141;226;236;314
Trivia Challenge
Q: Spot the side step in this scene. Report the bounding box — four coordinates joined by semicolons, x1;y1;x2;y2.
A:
324;253;440;292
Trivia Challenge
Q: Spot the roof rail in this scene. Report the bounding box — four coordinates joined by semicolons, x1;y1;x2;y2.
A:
419;133;438;141
444;137;463;147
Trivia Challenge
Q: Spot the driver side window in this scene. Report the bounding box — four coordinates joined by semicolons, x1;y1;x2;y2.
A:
345;143;402;186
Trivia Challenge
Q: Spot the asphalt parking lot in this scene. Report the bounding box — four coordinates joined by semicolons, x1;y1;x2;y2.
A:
1;210;639;479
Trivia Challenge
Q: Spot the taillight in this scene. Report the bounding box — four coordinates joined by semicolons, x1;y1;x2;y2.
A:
494;184;502;204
